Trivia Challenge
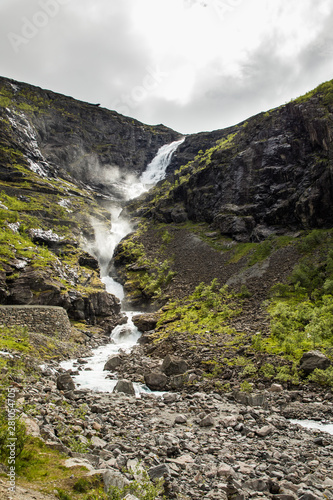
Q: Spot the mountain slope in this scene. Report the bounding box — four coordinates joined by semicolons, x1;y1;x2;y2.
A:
133;80;333;242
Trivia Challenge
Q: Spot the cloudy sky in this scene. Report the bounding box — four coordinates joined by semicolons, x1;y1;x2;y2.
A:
1;0;333;134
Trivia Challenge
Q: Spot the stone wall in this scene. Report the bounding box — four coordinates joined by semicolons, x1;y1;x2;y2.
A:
0;305;73;340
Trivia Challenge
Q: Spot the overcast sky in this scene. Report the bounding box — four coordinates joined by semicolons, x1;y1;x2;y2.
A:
1;0;333;134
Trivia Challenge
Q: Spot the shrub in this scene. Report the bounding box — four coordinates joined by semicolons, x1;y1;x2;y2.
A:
308;367;333;387
240;381;253;393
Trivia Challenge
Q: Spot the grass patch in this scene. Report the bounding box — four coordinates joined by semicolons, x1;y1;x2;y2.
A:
154;279;242;342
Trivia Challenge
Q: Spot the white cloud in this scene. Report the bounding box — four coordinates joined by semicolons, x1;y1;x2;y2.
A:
0;0;332;133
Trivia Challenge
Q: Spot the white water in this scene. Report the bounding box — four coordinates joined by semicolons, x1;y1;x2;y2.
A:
60;138;185;393
290;419;333;436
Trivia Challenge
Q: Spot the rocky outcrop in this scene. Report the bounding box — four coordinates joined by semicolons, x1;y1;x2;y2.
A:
1;265;122;331
136;84;333;242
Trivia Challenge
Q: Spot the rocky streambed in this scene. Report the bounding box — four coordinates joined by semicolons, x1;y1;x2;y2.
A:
15;359;333;500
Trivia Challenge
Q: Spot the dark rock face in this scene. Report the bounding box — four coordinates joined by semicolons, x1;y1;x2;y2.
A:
143;93;333;242
299;350;331;375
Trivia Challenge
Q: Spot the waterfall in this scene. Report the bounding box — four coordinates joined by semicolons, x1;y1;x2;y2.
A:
61;137;185;393
140;138;185;185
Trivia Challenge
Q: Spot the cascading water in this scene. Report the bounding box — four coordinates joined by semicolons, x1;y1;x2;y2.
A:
61;138;185;394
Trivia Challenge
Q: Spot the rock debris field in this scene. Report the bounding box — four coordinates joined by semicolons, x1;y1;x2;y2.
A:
16;366;333;500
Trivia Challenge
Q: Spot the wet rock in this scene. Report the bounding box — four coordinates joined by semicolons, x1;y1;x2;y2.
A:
113;379;136;396
56;373;75;392
137;331;154;344
299;350;331;375
161;354;188;376
104;355;123;371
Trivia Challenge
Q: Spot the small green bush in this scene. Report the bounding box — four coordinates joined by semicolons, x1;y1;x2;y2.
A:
240;381;253;393
308;366;333;387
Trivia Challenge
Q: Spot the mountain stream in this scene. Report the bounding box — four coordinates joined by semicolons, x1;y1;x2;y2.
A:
60;138;185;395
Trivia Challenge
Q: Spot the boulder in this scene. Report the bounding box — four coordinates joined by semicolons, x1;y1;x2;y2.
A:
56;373;75;392
299;350;331;375
161;354;188;376
170;373;189;389
103;470;130;494
148;463;170;480
64;458;95;471
199;414;215;427
113;379;136;396
144;371;168;391
104;355;122;371
132;312;160;332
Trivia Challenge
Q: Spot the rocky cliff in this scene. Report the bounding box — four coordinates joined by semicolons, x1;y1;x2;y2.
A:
136;81;333;242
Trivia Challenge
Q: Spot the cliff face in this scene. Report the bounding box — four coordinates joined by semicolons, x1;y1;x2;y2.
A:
138;81;333;242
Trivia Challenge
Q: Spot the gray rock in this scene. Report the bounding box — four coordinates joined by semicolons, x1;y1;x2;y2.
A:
199;414;215;427
148;463;170;480
270;383;283;392
132;313;160;332
299;493;321;500
234;391;266;407
163;393;178;403
272;496;296;500
56;372;75;392
299;350;331;375
91;436;107;449
64;458;95;471
104;355;122;371
103;470;130;493
113;379;136;396
161;354;188;376
144;371;168;391
174;414;187;424
256;425;275;437
170;373;189;389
